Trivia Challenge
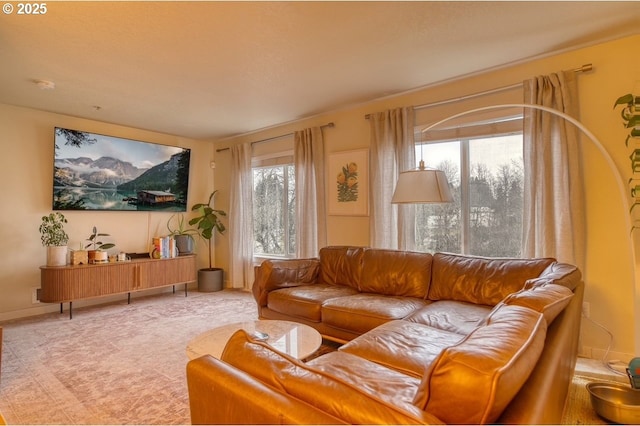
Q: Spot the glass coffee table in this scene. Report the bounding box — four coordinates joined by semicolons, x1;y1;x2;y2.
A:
186;319;322;360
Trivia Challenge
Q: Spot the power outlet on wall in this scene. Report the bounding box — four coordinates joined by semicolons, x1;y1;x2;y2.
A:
31;287;41;304
582;302;591;318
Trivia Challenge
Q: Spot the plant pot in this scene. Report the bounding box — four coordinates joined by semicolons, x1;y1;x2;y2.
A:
46;245;68;266
174;235;195;255
88;250;108;264
198;268;223;292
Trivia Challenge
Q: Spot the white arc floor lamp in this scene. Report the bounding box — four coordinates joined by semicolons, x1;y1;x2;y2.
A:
391;103;638;353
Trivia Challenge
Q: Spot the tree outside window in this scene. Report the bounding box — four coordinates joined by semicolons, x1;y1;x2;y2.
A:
416;133;523;257
252;164;296;257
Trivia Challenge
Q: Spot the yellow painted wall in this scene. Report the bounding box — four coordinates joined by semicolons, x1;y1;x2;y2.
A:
1;35;637;360
0;104;214;320
214;35;640;360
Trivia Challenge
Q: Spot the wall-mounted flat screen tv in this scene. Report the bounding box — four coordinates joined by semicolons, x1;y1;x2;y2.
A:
53;127;191;211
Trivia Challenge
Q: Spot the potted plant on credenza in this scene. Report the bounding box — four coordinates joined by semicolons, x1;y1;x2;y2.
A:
189;190;227;292
167;213;197;255
39;212;69;266
85;226;116;264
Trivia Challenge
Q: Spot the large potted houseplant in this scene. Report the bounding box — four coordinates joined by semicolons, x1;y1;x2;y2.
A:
189;190;227;292
167;213;197;255
39;212;69;266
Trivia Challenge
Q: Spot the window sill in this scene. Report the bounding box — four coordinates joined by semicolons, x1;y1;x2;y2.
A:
253;254;296;266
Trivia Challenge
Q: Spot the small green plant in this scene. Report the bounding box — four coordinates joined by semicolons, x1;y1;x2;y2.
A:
189;190;226;269
166;213;198;237
613;93;640;146
85;226;115;251
39;212;69;246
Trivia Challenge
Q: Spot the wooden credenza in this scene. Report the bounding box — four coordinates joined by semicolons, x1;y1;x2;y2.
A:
40;255;197;318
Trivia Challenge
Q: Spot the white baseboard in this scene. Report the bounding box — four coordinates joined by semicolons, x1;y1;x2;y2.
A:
579;345;635;364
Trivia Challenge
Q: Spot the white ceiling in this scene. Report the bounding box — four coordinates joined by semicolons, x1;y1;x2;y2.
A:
1;1;638;140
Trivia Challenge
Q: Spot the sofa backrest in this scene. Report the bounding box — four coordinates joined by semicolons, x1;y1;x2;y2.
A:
429;252;555;306
502;282;574;324
413;304;547;424
360;249;432;298
525;261;582;290
319;246;366;289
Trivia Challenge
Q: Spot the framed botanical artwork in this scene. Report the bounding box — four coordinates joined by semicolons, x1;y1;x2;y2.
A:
328;148;369;216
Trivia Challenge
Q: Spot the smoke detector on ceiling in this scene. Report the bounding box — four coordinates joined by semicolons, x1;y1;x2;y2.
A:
34;79;55;90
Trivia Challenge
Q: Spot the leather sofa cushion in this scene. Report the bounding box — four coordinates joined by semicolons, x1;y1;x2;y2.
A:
429;252;555;305
307;351;425;415
405;300;492;335
267;284;358;322
221;330;438;424
319;246;366;289
321;294;429;334
359;249;432;298
413;304;547;424
503;282;574;324
339;320;463;377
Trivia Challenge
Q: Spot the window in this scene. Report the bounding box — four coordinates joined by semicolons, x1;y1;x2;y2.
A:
415;119;523;257
252;160;296;257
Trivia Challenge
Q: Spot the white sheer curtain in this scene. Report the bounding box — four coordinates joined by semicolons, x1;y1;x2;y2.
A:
369;107;416;249
294;127;327;258
229;142;254;289
523;71;586;271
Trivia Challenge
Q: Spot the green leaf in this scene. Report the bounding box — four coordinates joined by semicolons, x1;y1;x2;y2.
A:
626;115;640;128
614;93;634;108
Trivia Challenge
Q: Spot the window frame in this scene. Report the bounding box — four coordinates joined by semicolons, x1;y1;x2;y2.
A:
417;115;524;255
251;151;296;260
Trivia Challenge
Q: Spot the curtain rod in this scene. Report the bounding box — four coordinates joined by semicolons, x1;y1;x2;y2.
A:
216;122;335;152
364;63;593;119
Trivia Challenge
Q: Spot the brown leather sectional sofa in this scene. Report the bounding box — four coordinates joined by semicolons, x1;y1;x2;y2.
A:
187;246;583;424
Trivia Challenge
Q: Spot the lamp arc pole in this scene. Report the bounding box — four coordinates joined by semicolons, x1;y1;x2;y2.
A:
420;103;638;353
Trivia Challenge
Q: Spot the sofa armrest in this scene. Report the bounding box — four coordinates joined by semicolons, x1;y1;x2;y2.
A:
187;355;344;425
252;258;320;307
498;280;584;424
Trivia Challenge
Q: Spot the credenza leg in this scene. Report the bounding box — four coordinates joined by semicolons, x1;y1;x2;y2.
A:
128;292;131;304
69;301;72;320
185;283;188;297
60;303;63;314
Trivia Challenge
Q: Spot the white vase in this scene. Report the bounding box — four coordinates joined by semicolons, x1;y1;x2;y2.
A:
46;245;68;266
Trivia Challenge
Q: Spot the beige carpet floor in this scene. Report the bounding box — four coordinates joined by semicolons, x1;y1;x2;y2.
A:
0;289;612;425
0;290;258;425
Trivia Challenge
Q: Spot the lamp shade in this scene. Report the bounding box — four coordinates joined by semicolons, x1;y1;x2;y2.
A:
391;168;453;204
